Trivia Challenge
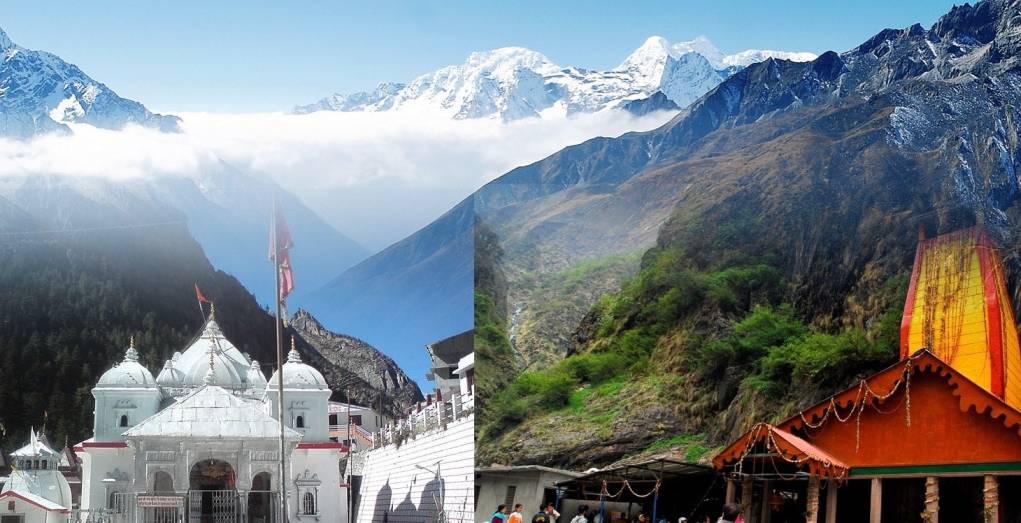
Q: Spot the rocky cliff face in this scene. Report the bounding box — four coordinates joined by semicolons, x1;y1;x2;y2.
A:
290;309;424;417
476;0;1021;467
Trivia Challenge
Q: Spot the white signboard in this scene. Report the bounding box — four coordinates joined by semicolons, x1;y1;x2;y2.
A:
136;495;184;508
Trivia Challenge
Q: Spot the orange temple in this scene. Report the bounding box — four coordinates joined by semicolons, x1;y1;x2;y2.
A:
714;227;1021;519
899;227;1021;409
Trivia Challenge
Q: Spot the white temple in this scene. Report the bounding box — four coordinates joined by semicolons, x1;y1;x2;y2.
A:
74;310;345;523
0;428;74;522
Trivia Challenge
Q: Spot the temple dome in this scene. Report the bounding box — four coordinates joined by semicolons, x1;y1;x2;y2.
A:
156;359;186;387
2;429;72;509
173;317;251;388
248;360;268;389
96;344;157;389
267;346;329;390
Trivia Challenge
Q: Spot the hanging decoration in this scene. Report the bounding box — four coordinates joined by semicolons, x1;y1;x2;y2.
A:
795;353;920;452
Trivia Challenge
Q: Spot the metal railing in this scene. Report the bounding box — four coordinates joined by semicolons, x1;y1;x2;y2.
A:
71;490;280;523
371;392;473;449
329;424;374;439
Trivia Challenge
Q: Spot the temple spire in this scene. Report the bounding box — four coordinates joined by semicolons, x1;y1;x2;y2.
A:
204;343;216;385
125;337;139;363
287;336;301;363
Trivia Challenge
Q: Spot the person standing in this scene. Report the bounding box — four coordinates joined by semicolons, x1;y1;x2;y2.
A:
718;504;741;523
508;503;526;523
544;503;561;523
532;505;552;523
570;506;589;523
491;504;509;523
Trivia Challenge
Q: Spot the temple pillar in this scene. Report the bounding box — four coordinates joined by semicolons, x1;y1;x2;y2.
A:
984;475;999;523
870;478;882;523
741;477;754;522
805;476;819;523
760;480;771;523
726;479;737;504
825;481;838;523
924;477;939;523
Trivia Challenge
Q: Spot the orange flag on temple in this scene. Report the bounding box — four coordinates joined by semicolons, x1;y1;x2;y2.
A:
194;283;211;304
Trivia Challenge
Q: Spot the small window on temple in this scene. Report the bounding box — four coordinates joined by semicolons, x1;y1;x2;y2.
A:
120;415;129;427
296;415;305;428
41;460;47;469
302;491;317;515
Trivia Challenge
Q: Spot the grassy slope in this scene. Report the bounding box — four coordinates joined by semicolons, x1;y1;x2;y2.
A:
477;244;906;467
511;251;643;368
473;98;943;465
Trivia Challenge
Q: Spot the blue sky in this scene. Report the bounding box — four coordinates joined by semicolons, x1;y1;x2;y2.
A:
1;1;959;113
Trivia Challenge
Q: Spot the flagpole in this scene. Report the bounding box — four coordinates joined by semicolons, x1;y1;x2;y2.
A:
274;197;290;523
346;388;353;523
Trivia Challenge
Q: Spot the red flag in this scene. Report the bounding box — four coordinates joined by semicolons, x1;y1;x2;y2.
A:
270;204;295;302
194;283;211;304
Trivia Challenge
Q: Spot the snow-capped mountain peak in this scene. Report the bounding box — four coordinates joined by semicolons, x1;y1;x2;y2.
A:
615;36;676;82
0;28;14;52
617;35;817;71
463;46;560;74
295;35;817;121
721;48;820;68
0;26;180;138
617;35;726;72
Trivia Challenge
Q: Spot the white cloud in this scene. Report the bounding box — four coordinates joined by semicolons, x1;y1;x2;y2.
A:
0;108;675;250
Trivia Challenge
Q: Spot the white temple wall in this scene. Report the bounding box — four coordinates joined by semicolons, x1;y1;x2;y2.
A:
91;389;160;442
266;389;332;442
0;498;67;523
355;416;474;523
79;447;134;511
289;447;346;522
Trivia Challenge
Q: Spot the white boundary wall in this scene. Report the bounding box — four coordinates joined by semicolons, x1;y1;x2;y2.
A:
356;415;474;523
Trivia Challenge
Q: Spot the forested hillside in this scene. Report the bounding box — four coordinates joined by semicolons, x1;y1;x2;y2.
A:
0;217;277;448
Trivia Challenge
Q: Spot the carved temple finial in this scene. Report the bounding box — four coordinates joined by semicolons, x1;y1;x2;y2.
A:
124;336;140;363
287;336;302;364
204;345;216;385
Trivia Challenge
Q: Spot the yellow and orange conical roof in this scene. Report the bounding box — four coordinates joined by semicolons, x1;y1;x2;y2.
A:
900;226;1021;409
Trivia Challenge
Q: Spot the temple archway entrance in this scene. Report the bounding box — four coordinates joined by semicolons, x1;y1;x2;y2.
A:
188;459;238;523
142;471;181;523
248;472;277;523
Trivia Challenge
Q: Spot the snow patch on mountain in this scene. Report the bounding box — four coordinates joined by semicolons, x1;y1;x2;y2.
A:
295;36;816;121
0;26;180;138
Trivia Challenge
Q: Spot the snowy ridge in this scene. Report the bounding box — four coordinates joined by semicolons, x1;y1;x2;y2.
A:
296;35;816;121
0;26;180;138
